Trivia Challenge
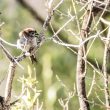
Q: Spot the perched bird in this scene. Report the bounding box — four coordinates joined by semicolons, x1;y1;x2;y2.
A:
17;28;43;63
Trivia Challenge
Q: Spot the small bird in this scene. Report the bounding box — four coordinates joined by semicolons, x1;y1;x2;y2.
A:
17;28;43;63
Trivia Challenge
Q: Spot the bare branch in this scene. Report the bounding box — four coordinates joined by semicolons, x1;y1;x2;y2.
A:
5;62;16;106
101;18;110;110
76;0;94;110
0;37;17;47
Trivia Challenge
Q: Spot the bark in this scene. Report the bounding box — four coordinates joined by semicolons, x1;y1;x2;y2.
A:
76;1;94;110
5;63;16;105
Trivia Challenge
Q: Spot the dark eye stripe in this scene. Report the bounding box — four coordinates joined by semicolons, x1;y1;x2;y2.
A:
30;31;34;34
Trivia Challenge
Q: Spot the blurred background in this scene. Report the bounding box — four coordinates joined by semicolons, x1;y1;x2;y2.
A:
0;0;108;110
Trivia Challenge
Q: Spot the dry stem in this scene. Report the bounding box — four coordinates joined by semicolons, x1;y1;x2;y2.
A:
76;1;94;110
101;18;110;110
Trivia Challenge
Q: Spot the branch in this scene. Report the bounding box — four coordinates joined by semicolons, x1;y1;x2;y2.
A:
0;42;26;109
76;0;94;110
5;62;16;105
0;32;27;110
101;18;110;110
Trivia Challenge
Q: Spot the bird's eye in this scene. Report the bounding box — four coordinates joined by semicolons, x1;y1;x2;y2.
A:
30;31;35;34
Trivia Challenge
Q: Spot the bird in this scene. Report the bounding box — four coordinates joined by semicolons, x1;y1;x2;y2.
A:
17;28;43;63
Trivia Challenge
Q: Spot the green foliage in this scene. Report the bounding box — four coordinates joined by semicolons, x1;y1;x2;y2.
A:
11;65;42;110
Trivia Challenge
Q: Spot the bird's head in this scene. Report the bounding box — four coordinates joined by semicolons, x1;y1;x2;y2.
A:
19;28;38;38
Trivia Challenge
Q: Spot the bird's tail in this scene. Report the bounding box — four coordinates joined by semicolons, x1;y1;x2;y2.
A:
30;55;37;64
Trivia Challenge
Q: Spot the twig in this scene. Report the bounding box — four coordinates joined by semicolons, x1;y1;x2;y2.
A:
53;0;64;10
56;75;69;92
67;29;80;40
100;18;110;26
87;71;96;97
36;99;43;110
52;16;75;38
58;92;74;110
95;92;105;105
10;87;26;106
0;37;17;47
92;0;110;31
72;0;81;35
0;41;24;69
84;31;99;57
